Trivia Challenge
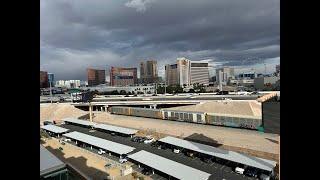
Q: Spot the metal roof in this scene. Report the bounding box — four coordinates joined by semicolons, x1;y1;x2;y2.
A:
63;118;96;127
128;150;211;180
93;123;138;135
40;145;66;176
63;131;135;155
158;136;277;172
41;125;69;134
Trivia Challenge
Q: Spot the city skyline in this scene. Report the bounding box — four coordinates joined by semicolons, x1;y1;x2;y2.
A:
41;0;279;81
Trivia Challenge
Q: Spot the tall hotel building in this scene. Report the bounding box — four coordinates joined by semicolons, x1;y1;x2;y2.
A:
87;68;106;86
140;60;158;84
165;57;209;86
110;67;137;86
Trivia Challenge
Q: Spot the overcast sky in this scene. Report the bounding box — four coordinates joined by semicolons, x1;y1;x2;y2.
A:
40;0;279;81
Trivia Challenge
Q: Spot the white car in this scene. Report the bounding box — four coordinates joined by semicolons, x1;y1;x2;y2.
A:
119;158;128;163
235;167;245;174
144;137;155;144
98;149;106;155
64;138;71;142
173;149;180;153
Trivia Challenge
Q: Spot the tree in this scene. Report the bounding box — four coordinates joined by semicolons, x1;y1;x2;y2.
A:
188;88;195;93
119;90;127;95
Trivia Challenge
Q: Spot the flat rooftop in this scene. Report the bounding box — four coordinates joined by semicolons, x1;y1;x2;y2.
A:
41;125;69;134
93;123;138;135
40;145;66;177
128;150;211;180
63;118;96;127
63;131;135;155
159;136;277;172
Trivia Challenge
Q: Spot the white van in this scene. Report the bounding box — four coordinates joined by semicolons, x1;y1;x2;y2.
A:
235;167;245;174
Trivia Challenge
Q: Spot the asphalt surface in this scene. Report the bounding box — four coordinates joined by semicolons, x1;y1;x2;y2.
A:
60;124;257;180
262;102;280;134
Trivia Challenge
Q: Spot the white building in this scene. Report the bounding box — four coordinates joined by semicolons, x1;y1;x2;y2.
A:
216;67;234;86
165;57;209;87
55;80;81;88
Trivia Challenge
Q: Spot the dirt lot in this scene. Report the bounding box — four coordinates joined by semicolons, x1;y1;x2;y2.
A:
42;138;150;180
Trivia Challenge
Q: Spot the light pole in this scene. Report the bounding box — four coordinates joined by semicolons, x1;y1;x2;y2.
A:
49;80;53;104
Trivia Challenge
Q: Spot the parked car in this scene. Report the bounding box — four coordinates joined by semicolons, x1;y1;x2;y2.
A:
43;121;53;126
104;163;112;168
111;132;116;136
173;149;181;153
200;157;211;163
245;168;258;177
235;167;245;174
58;147;63;151
98;149;106;155
141;168;152;175
186;151;195;158
144;137;155;144
64;138;71;142
138;137;147;143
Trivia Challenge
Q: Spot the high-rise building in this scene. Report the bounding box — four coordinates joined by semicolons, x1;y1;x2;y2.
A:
140;60;158;84
48;73;55;87
190;61;210;86
216;67;234;85
165;57;209;86
110;67;137;86
87;68;106;86
40;71;48;88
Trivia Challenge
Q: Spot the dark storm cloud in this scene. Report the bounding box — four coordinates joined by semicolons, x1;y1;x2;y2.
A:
40;0;279;80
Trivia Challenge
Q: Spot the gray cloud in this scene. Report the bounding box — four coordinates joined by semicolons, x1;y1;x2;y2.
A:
41;0;279;80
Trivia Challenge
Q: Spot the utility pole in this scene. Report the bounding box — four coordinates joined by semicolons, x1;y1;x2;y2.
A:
49;80;53;104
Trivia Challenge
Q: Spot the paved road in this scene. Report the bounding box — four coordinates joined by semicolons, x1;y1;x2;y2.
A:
61;124;256;180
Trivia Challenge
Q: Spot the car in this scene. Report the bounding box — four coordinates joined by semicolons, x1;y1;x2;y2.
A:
235;167;245;174
200;157;211;163
173;149;181;153
245;168;258;177
119;158;128;163
144;137;155;144
64;138;71;142
138;137;147;143
43;121;53;126
111;132;116;136
98;149;106;155
104;163;112;168
58;147;63;151
186;152;195;158
141;168;152;175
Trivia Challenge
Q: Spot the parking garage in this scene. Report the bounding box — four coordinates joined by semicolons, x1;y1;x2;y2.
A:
40;125;69;137
128;150;211;180
63;131;135;157
158;136;277;174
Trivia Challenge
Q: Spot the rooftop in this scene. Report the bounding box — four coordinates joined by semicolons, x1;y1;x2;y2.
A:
41;125;69;134
63;131;135;155
40;145;66;177
158;136;276;172
128;150;211;180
